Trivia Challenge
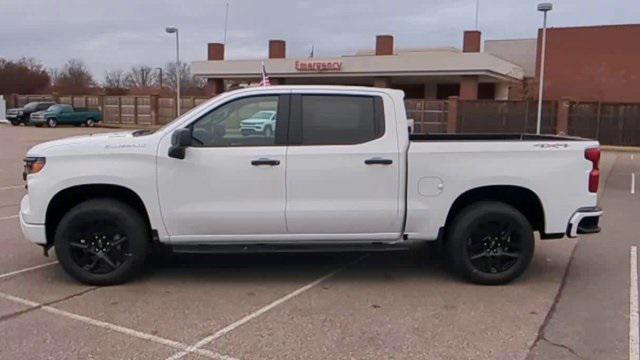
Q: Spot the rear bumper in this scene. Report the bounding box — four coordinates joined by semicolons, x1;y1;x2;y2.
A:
567;206;603;238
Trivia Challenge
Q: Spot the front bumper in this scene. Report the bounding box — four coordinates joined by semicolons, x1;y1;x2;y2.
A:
20;195;46;245
240;127;263;135
29;117;46;124
6;114;23;122
567;206;603;238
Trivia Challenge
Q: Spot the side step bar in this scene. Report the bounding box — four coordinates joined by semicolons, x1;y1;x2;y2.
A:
171;242;420;255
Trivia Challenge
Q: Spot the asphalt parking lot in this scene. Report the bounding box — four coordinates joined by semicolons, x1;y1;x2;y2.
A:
0;124;635;360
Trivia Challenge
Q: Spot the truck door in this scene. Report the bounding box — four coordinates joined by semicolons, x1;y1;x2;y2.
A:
285;93;403;239
156;94;290;241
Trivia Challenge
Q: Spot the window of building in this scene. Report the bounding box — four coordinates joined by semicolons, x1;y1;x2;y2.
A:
436;84;460;99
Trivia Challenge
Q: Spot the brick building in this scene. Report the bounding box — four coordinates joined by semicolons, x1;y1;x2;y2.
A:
193;24;640;104
192;31;524;100
487;24;640;102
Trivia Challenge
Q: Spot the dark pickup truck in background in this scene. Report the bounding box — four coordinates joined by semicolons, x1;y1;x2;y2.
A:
6;101;56;125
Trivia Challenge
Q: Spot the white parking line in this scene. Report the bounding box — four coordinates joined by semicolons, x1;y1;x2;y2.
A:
631;246;639;360
633;173;637;195
0;215;18;221
0;261;58;280
165;258;364;360
0;185;23;191
0;290;237;360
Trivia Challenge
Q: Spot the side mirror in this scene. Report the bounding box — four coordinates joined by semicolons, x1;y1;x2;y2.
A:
168;128;192;159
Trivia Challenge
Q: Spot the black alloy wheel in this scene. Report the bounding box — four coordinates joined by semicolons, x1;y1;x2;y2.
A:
55;199;149;285
67;219;130;275
447;201;534;285
466;218;522;274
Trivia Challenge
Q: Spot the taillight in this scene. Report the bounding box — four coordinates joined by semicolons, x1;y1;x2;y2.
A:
585;148;600;193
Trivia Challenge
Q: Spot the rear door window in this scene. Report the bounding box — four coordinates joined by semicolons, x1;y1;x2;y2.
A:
298;95;384;145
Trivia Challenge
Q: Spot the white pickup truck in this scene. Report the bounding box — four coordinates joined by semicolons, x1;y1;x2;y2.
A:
19;86;603;286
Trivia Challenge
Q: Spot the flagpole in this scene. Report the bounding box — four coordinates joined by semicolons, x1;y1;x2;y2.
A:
223;2;230;44
475;0;480;30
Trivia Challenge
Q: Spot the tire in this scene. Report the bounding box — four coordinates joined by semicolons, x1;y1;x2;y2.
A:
54;199;150;285
86;118;95;127
47;118;57;128
10;120;20;126
263;126;273;137
446;201;534;285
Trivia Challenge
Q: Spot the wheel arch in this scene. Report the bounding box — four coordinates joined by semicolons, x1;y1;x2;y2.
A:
443;185;546;238
45;184;153;247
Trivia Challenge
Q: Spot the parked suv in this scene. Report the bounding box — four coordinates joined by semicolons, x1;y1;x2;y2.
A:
6;101;56;126
240;110;277;136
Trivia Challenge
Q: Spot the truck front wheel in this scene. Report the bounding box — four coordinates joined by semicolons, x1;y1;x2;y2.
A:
54;199;149;285
446;201;534;285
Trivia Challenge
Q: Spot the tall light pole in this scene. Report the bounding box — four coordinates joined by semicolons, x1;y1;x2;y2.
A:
536;3;552;134
165;26;180;116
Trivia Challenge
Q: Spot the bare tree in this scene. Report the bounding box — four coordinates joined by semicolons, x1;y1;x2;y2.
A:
125;65;155;88
51;59;95;93
163;62;205;92
104;69;127;89
0;57;50;94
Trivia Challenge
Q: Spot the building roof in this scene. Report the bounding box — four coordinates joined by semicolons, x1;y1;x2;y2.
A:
484;39;537;77
192;48;524;82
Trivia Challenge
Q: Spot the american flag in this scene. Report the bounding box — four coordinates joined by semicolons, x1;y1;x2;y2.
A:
259;61;271;86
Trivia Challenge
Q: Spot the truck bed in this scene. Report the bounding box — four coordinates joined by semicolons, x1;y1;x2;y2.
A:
404;135;599;240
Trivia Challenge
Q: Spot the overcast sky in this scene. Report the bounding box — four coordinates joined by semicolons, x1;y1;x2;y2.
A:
0;0;638;81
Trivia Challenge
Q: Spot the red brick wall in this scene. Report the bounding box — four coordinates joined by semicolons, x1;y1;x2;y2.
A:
536;24;640;102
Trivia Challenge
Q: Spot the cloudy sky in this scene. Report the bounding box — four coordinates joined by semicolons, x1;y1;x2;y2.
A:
0;0;638;81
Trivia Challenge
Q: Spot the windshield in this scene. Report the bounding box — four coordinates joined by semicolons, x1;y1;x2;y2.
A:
251;111;273;119
152;96;218;134
47;105;62;111
23;102;38;111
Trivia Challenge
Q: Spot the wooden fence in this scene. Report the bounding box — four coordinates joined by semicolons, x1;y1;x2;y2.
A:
568;102;640;146
7;94;210;126
405;99;448;134
6;93;640;146
457;100;557;134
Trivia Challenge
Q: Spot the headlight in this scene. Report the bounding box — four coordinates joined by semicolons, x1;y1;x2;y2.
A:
17;110;23;115
23;157;46;180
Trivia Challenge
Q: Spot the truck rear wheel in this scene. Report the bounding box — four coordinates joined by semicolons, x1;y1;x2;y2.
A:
54;199;149;285
446;201;534;285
